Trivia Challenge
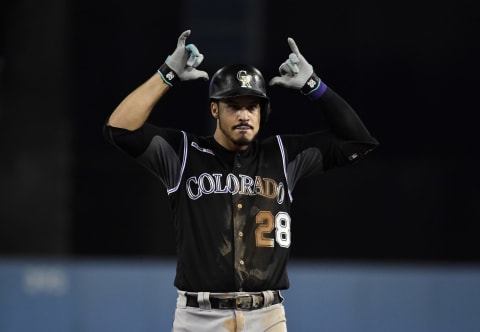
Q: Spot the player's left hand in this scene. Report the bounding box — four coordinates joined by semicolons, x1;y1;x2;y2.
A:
269;38;320;95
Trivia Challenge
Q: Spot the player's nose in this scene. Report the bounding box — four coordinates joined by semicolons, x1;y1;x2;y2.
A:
237;108;250;120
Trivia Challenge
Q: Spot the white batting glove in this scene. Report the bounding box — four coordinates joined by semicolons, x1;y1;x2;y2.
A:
269;38;321;96
157;30;209;86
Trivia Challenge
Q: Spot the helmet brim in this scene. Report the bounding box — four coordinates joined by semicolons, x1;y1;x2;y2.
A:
210;87;269;101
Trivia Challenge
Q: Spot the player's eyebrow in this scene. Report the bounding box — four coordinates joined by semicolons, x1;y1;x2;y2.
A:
222;97;261;105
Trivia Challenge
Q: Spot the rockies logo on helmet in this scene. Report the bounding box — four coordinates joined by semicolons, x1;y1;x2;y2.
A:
237;70;252;88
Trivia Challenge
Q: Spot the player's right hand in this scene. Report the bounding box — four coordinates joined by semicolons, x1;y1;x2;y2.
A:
159;30;209;85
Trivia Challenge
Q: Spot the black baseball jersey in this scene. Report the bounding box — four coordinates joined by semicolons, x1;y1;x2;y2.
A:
104;87;378;292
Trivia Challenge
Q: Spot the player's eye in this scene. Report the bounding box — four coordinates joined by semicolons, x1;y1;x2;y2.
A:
248;104;260;111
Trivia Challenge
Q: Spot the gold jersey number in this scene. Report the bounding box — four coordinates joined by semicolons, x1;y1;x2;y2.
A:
255;211;291;248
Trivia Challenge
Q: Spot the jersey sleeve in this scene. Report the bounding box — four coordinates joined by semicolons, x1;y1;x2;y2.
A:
103;123;185;190
278;127;374;192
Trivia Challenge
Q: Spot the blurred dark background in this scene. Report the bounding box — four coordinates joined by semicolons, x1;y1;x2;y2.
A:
1;0;478;262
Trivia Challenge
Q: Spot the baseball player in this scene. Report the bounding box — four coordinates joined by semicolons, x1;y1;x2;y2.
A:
104;30;378;331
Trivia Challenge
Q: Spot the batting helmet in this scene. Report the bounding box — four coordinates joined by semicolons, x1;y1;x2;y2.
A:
209;64;271;124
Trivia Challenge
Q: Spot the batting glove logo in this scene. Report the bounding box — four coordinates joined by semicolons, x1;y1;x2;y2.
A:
166;71;176;81
305;78;317;89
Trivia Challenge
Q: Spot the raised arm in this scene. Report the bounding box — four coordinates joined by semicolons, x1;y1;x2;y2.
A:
269;38;378;152
106;30;209;131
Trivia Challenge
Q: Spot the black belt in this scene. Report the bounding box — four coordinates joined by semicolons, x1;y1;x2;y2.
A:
186;291;282;310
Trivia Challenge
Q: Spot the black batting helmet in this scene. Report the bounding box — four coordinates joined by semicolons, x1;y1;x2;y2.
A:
209;64;271;124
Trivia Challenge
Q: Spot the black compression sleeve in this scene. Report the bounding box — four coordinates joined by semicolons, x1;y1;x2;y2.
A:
316;87;378;145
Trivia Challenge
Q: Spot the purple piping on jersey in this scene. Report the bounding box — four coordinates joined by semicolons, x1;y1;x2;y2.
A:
307;82;328;101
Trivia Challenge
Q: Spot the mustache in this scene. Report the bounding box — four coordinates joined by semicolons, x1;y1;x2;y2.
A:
233;122;253;129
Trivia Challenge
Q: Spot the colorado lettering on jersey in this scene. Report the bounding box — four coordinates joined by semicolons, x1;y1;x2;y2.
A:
186;173;285;203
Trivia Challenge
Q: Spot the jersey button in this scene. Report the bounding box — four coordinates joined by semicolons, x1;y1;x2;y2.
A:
239;259;245;265
235;162;241;168
237;203;243;210
239;231;244;237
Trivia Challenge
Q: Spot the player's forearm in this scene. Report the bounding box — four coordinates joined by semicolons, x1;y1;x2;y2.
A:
107;73;170;131
317;87;377;144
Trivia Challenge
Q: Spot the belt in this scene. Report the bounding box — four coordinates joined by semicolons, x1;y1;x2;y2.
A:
186;291;282;310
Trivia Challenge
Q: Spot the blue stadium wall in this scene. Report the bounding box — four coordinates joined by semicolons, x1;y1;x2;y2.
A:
1;258;479;332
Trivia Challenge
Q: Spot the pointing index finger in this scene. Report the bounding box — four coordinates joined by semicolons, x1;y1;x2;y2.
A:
177;30;191;47
287;37;300;55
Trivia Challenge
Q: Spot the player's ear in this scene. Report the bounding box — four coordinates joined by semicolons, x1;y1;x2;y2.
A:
210;100;219;119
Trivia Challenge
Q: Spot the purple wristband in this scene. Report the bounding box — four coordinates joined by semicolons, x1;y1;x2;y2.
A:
306;82;327;100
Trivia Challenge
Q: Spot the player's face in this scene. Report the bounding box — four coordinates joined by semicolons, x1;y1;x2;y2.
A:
212;95;262;151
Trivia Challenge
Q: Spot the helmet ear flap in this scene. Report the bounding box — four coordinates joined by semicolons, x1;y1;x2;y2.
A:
261;101;271;124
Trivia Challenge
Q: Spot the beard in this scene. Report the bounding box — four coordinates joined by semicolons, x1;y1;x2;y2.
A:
219;121;254;147
231;136;251;147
